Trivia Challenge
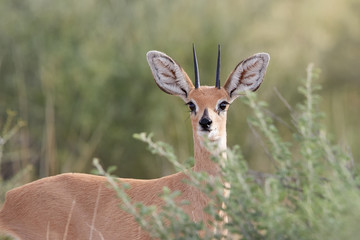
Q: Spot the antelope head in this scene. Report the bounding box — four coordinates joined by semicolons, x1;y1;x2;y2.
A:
147;45;269;165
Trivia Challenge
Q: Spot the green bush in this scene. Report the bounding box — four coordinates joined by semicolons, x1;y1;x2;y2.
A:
1;0;359;179
0;112;33;240
0;111;31;202
96;65;360;239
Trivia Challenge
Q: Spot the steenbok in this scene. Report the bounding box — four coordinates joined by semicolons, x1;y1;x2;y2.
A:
0;45;269;239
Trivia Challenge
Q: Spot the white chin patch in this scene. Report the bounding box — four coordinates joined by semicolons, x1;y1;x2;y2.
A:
197;128;220;141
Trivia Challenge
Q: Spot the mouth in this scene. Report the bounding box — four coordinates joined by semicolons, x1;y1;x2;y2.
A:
197;127;219;141
200;128;211;132
198;126;213;133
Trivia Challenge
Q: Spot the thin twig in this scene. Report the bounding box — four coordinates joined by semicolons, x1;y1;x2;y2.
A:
89;185;102;240
273;87;293;112
247;121;277;169
264;109;293;131
63;200;76;240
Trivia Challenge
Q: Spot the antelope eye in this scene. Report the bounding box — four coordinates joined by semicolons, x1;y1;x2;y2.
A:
187;101;196;112
218;101;229;111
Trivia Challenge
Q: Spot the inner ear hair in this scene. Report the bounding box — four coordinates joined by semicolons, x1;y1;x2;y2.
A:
224;53;270;100
146;51;194;100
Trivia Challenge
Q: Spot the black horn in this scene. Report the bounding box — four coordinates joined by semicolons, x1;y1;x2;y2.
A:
215;44;221;89
193;43;200;89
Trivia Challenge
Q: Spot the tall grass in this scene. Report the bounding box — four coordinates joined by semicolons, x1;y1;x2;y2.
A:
1;65;358;239
0;111;31;202
95;66;360;239
0;112;33;240
1;0;359;179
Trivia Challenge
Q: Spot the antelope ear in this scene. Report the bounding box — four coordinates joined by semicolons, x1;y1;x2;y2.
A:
224;53;270;102
147;51;194;101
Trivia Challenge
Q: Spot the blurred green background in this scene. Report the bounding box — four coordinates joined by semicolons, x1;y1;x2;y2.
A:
0;0;359;180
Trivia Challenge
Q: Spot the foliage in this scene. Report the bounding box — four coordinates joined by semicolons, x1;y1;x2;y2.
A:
0;111;25;173
95;66;360;239
0;111;32;240
0;111;31;202
0;0;359;179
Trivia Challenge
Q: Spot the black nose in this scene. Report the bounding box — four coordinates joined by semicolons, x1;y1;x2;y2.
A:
199;117;212;130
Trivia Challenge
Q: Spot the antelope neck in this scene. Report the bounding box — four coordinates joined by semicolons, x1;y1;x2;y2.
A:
192;129;227;175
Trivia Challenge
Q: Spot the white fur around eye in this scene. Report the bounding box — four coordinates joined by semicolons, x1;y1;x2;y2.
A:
216;99;229;113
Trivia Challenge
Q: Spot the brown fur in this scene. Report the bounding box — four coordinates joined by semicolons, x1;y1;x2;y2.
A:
0;50;269;239
0;172;209;240
0;87;228;240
